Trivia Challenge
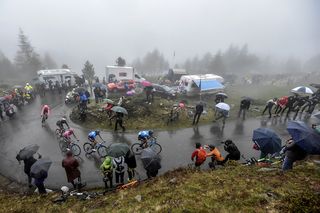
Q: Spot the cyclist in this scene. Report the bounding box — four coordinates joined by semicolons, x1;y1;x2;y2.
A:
88;130;103;152
63;128;79;146
56;117;70;131
138;130;155;148
41;105;50;122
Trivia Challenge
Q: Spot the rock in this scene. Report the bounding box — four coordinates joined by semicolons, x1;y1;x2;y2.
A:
169;178;177;184
135;194;142;202
258;168;277;172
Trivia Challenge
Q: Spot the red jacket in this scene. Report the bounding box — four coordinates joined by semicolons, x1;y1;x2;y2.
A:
191;147;206;164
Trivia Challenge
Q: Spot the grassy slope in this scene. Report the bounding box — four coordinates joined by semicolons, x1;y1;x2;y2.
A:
1;161;319;213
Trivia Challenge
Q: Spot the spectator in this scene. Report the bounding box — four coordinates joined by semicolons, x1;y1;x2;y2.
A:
238;99;251;119
62;151;83;190
205;145;224;168
113;156;125;185
191;142;207;167
16;154;41;188
221;140;241;164
281;139;307;171
100;157;113;189
262;98;277;118
192;102;204;125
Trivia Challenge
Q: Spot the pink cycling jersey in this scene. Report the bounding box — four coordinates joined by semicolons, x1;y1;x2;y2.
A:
63;130;73;139
41;105;50;116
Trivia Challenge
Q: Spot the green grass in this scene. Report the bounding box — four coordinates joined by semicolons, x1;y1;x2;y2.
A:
1;161;319;213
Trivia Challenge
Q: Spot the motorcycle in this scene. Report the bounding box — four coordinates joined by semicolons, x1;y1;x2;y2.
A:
5;104;15;118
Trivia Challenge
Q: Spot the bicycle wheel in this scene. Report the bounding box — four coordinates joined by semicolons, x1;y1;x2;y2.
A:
83;143;93;154
150;143;162;154
71;144;81;156
59;139;68;152
97;145;108;158
55;129;62;139
131;143;143;155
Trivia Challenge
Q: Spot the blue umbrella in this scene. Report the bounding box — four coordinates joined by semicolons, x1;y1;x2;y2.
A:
287;121;320;154
252;128;282;154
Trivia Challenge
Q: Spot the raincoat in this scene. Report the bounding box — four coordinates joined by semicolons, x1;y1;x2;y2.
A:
62;154;81;183
100;157;113;174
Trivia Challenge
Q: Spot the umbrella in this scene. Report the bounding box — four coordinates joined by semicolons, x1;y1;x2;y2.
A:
312;112;320;120
141;80;152;87
216;93;228;98
106;143;130;158
241;96;253;101
310;83;320;89
215;103;230;111
252;128;282;154
111;106;128;115
287;121;320;154
73;87;87;94
291;86;313;95
141;148;161;171
103;98;114;104
93;82;103;88
30;158;52;179
13;85;23;89
17;144;39;160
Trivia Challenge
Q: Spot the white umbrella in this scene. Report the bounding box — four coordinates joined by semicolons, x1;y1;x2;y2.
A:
291;86;313;95
215;103;230;111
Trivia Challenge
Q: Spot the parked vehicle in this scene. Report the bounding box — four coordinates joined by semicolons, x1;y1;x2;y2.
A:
152;84;177;99
106;66;145;83
36;69;79;89
179;74;225;96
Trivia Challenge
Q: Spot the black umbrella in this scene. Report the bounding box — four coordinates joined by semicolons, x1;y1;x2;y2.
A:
30;158;52;179
106;143;130;158
310;83;320;89
216;92;228;98
111;106;128;115
141;148;161;171
17;144;39;160
73;87;87;94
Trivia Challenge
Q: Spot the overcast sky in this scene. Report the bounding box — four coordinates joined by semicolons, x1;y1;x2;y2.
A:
0;0;319;77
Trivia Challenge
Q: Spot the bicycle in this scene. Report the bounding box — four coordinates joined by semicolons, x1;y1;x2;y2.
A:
60;138;81;156
55;128;66;139
41;113;48;126
131;137;162;155
83;140;108;158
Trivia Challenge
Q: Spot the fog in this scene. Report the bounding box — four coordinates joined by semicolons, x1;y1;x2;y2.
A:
0;0;319;77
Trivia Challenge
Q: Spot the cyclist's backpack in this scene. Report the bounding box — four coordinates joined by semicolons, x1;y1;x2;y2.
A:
114;157;125;173
197;149;207;163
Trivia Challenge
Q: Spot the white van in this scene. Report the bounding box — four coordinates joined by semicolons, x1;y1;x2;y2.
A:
106;66;145;83
36;69;78;88
179;74;225;96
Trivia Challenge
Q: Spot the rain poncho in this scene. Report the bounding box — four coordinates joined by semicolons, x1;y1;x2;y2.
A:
100;157;113;173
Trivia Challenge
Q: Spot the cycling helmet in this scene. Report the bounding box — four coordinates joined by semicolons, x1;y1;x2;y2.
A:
95;130;100;135
61;117;66;121
61;186;69;193
148;130;154;136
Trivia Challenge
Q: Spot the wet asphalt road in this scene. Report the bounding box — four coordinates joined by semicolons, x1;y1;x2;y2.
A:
0;93;317;189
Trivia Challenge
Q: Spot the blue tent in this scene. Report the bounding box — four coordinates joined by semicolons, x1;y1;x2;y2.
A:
193;79;224;91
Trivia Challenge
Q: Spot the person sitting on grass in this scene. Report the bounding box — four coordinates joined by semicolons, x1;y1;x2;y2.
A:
191;142;207;168
204;144;224;168
281;138;307;171
221;139;241;164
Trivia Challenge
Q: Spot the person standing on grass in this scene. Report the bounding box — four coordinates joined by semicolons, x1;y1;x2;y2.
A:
113;156;125;185
192;102;204;125
101;156;113;189
191;142;207;168
110;112;126;132
238;98;251;120
62;151;84;190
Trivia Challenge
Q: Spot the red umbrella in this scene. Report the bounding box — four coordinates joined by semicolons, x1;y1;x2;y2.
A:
141;80;152;87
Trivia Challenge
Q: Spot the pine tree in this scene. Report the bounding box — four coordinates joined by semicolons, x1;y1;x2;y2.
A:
14;29;42;77
82;60;95;92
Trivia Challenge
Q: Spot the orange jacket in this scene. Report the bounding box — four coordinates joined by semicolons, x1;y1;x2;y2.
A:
206;148;224;161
